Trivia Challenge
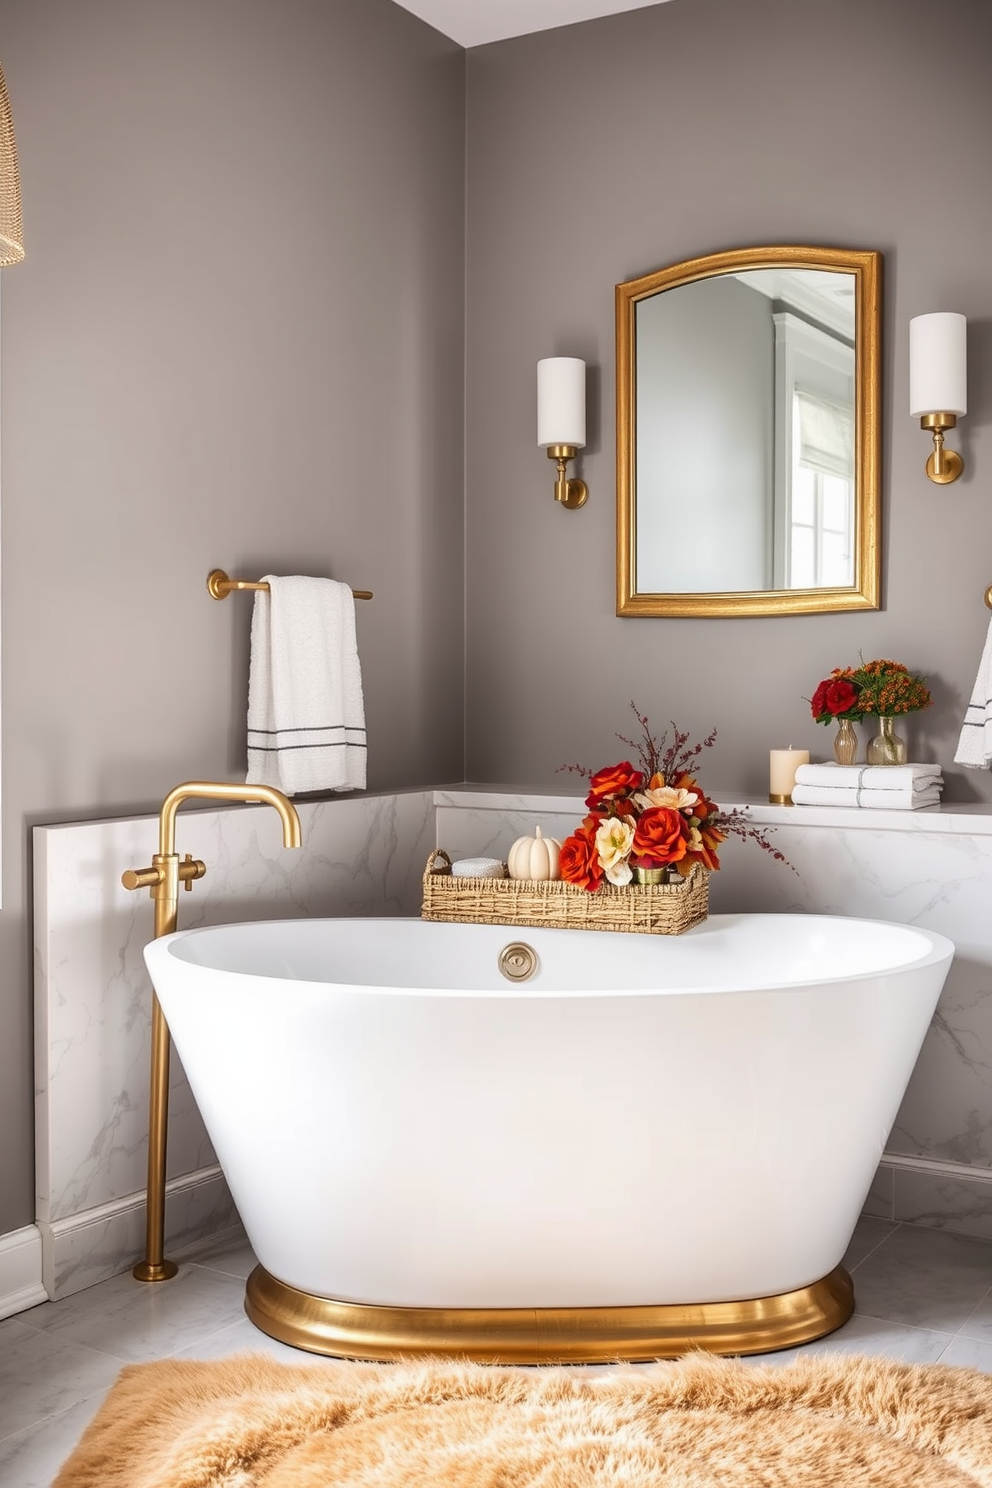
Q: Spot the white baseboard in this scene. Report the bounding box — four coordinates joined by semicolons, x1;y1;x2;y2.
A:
0;1224;48;1319
39;1165;239;1300
880;1152;992;1184
866;1151;992;1241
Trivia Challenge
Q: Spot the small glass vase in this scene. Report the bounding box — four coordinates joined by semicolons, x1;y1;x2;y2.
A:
866;716;907;767
833;717;858;765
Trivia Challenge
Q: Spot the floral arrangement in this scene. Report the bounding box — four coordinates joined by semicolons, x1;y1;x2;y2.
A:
809;669;862;724
809;658;932;724
557;705;789;892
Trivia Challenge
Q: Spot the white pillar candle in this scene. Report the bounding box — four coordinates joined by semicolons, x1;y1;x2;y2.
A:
537;357;586;448
910;312;967;417
769;747;810;803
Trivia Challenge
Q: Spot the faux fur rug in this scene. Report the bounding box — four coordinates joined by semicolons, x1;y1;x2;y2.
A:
53;1350;992;1487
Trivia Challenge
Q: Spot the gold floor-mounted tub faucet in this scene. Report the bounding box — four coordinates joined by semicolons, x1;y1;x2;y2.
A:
123;781;303;1283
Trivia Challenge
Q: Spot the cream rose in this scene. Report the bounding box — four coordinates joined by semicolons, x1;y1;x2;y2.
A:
634;785;698;812
595;816;635;886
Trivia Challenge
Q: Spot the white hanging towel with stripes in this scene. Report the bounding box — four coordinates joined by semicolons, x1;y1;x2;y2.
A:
954;614;992;769
246;575;366;795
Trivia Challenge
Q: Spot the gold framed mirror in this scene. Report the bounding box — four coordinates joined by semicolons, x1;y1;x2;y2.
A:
616;246;881;617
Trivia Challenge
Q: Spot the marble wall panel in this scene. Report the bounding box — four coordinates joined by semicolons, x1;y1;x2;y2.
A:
34;789;433;1294
434;798;581;867
433;792;992;1238
34;785;992;1293
708;821;992;1173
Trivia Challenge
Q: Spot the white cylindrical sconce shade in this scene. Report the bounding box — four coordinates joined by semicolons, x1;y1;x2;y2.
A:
537;357;586;448
910;312;967;417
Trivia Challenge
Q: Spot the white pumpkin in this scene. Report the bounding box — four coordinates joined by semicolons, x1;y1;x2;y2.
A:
507;826;561;881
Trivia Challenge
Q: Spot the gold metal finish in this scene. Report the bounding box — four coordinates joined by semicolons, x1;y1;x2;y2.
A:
920;412;964;484
545;445;588;510
123;782;302;1282
245;1264;854;1363
0;63;24;266
985;584;992;611
207;569;373;601
497;942;539;982
768;793;793;805
616;245;882;617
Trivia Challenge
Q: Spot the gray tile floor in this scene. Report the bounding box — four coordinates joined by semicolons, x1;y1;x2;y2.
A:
4;1217;992;1486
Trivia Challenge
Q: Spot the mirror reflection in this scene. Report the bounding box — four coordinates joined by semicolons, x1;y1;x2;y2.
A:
616;247;881;618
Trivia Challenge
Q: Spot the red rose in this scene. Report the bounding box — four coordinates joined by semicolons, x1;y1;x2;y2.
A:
585;761;644;811
811;674;859;722
631;807;688;868
559;815;604;891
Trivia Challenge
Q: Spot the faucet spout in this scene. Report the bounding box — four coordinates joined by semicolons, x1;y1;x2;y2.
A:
157;780;302;857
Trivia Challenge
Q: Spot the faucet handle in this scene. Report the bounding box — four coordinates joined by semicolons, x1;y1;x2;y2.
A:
180;853;207;891
122;865;161;892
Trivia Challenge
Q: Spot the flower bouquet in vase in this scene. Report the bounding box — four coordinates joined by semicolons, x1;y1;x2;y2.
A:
851;658;932;766
558;706;789;894
809;671;862;764
809;659;932;767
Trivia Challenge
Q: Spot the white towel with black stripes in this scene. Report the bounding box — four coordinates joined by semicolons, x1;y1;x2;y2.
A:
954;615;992;768
792;762;943;810
246;575;366;796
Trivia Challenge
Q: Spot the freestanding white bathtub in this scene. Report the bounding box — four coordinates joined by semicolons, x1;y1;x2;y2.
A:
145;913;953;1362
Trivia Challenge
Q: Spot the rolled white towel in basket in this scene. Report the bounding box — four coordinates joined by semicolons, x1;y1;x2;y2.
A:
246;575;366;796
955;615;992;768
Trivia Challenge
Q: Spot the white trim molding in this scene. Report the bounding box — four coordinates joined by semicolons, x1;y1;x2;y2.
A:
0;1225;47;1319
38;1165;238;1301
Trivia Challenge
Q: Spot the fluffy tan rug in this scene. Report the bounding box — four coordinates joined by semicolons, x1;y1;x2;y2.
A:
53;1350;992;1487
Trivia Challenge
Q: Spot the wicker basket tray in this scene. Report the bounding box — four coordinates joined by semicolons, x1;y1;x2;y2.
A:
422;849;708;936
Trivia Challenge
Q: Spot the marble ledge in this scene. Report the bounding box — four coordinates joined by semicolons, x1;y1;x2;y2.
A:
434;785;992;837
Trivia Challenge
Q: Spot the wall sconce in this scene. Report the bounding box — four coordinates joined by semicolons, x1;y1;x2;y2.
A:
0;62;23;265
910;312;966;484
537;357;587;509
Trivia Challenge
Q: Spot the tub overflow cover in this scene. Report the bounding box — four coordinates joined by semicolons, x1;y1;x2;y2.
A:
498;942;539;982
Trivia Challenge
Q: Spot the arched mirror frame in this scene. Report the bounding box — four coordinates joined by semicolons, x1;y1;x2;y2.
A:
616;245;882;617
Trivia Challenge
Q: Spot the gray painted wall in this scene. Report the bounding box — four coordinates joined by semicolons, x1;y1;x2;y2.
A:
0;0;465;1233
5;0;992;1243
464;0;992;794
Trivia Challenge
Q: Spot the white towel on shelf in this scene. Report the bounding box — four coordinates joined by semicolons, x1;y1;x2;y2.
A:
246;575;366;796
794;763;943;791
791;783;942;810
955;616;992;768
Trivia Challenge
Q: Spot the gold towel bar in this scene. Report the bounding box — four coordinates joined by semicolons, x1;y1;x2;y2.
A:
986;584;992;611
207;569;373;601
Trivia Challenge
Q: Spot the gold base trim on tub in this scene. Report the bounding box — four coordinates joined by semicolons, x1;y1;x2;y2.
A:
245;1264;854;1363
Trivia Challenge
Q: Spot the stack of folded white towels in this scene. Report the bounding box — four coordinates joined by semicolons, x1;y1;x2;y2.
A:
791;762;943;810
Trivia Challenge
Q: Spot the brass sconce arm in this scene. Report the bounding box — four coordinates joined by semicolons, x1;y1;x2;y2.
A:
546;444;588;509
919;412;963;485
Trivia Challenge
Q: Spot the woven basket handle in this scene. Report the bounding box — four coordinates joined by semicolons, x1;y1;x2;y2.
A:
425;848;452;877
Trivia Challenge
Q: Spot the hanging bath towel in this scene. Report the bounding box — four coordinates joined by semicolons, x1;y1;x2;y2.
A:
246;575;367;795
954;615;992;769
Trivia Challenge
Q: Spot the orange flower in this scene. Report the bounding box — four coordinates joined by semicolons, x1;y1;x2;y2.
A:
671;773;726;872
631;807;688;868
559;814;605;891
584;761;643;812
